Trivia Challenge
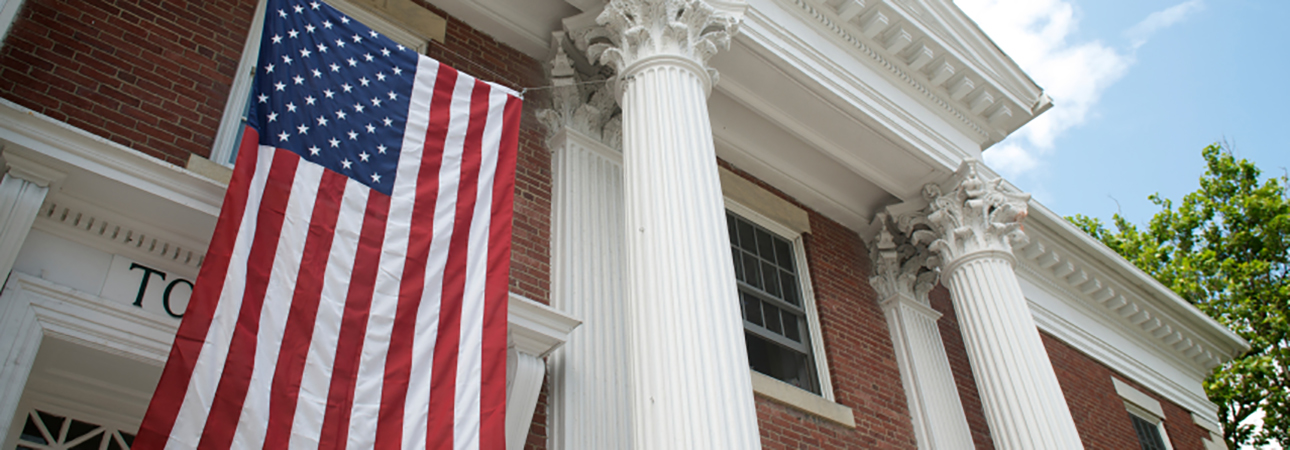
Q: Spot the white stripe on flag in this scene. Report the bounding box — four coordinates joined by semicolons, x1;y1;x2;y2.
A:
398;56;445;449
231;161;325;448
290;179;369;449
455;84;508;448
167;146;278;450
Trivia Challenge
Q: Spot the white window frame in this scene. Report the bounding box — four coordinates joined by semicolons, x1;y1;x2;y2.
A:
208;0;434;166
725;199;834;402
1114;377;1175;450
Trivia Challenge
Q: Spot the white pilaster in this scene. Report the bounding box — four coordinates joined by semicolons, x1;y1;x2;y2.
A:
0;153;63;283
583;1;760;447
540;30;633;449
869;212;975;450
924;160;1084;450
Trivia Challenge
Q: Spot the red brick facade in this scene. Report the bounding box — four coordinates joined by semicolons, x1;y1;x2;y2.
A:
0;1;1215;449
1044;333;1212;450
0;0;253;166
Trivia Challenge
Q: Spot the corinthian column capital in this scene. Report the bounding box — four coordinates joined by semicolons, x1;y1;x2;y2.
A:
587;0;742;92
924;159;1031;271
868;211;940;305
537;32;622;149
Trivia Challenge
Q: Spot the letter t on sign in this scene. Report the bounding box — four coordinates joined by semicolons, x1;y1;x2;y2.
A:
129;262;167;308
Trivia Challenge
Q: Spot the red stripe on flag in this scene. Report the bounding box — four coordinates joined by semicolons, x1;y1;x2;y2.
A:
427;79;491;449
198;150;300;450
480;94;521;450
375;64;458;448
319;192;391;450
262;169;348;448
134;127;261;449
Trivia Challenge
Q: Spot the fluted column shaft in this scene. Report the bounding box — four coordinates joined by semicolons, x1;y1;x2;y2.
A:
882;294;976;449
620;58;759;449
941;255;1082;449
582;0;758;447
547;129;632;449
870;213;974;449
925;160;1083;450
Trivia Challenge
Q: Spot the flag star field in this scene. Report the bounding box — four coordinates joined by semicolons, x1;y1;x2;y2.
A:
252;0;416;195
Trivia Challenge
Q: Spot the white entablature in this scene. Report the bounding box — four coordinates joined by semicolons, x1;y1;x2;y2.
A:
785;0;1050;145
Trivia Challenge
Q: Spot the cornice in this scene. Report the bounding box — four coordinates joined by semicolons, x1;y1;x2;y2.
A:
0;99;225;218
1017;204;1249;374
778;0;1043;144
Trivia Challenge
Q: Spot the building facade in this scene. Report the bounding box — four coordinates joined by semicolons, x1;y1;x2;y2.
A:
0;0;1248;449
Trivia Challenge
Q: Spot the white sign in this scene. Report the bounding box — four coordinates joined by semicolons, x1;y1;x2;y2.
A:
99;255;194;319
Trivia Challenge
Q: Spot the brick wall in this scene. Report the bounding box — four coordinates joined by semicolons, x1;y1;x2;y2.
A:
1043;332;1212;450
720;160;920;449
0;0;254;166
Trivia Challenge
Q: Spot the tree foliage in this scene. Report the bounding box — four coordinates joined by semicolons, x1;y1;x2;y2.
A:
1068;144;1289;448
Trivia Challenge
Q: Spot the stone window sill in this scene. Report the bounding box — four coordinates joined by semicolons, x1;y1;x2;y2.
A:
751;372;855;428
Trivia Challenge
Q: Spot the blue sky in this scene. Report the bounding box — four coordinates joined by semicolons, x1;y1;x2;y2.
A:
957;0;1290;227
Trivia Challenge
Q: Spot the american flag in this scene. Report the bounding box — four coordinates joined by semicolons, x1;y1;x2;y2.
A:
135;0;518;448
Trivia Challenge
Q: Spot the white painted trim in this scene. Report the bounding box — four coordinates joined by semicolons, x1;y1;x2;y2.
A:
208;0;268;166
0;99;225;218
508;292;581;358
750;371;854;428
0;0;24;53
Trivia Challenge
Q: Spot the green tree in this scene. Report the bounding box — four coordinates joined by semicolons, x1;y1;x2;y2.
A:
1068;144;1289;448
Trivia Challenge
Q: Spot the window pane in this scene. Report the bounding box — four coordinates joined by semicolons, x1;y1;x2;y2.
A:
742;253;762;289
737;220;756;251
780;271;799;306
743;293;764;327
755;229;775;260
774;238;793;269
782;312;801;342
764;303;784;335
731;248;744;282
1130;414;1168;450
21;413;47;444
761;261;781;297
727;213;737;243
744;332;819;394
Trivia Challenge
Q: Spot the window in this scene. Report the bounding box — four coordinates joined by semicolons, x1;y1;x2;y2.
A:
1128;408;1170;450
727;210;821;394
16;408;135;450
1113;378;1175;450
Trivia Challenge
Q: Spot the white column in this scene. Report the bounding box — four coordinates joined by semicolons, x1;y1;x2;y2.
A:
584;1;760;447
539;31;633;450
869;212;975;450
0;153;63;282
924;159;1084;450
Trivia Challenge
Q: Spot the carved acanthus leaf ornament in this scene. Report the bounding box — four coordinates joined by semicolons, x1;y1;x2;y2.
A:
924;159;1031;268
536;32;622;149
869;211;940;304
587;0;739;84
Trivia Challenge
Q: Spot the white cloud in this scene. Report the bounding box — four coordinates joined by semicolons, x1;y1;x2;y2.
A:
1127;0;1205;49
957;0;1201;185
